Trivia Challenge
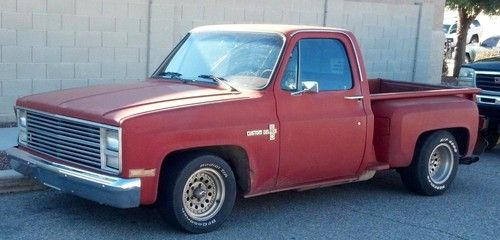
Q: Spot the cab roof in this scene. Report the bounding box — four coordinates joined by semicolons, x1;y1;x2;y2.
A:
191;24;349;36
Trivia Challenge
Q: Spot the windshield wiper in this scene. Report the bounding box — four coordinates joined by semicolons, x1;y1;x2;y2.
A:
158;71;183;79
198;75;240;92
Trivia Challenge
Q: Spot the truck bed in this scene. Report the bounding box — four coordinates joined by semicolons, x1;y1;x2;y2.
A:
368;79;480;167
368;79;479;101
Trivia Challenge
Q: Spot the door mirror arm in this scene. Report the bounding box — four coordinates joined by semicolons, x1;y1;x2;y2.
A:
291;81;319;96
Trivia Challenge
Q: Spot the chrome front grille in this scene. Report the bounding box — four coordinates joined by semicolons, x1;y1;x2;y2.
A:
25;111;102;168
476;72;500;92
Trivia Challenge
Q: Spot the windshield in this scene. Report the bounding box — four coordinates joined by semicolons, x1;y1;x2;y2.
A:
443;24;451;33
156;31;284;90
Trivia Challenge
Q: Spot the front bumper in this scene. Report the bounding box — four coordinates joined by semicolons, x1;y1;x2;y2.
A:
6;147;141;208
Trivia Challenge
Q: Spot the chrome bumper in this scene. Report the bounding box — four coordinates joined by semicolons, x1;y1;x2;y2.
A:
6;147;141;208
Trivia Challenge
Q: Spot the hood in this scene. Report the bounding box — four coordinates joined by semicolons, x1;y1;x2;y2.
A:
463;57;500;71
17;80;251;126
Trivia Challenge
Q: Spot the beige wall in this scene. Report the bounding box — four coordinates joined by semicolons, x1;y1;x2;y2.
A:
0;0;445;122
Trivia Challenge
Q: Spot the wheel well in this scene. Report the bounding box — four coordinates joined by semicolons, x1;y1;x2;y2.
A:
160;145;251;193
415;128;469;156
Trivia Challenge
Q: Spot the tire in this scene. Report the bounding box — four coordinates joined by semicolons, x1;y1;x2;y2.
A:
158;153;236;233
399;131;459;196
484;130;499;151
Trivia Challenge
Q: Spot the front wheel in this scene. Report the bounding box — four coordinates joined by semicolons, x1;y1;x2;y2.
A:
399;131;459;196
158;153;236;233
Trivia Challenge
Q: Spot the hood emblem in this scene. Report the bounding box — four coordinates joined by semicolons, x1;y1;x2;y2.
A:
246;124;277;141
495;77;500;84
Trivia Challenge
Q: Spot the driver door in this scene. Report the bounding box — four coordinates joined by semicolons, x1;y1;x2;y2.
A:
275;32;368;188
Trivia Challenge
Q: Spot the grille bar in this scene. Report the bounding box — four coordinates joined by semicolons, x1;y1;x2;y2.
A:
29;132;100;154
28;117;100;138
28;144;101;167
27;126;100;147
25;110;103;169
28;113;100;134
29;141;101;165
476;73;500;92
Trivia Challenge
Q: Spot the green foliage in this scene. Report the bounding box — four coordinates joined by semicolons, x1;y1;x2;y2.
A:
446;0;500;15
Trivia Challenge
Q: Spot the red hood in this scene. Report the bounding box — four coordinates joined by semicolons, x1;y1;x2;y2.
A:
16;80;250;126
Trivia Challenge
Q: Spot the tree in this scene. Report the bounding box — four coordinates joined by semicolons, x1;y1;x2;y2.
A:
446;0;500;77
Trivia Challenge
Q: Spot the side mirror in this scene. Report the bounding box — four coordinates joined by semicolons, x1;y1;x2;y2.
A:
291;81;319;96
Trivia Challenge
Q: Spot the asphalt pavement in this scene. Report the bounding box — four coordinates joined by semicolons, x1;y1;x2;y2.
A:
1;148;499;240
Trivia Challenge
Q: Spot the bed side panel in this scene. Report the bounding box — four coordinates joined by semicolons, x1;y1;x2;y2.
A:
371;96;479;167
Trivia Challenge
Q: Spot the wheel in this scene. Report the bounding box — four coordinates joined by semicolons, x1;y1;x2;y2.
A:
158;153;236;233
470;35;479;44
399;131;459;196
484;129;499;151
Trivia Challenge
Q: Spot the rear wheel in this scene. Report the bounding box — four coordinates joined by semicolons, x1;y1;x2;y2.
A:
399;131;459;196
484;131;499;151
158;153;236;233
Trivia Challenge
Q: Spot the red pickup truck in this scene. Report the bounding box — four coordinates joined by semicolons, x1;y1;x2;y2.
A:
7;25;483;233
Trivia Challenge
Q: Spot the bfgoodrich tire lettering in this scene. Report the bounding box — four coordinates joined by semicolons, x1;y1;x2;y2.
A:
399;131;459;196
159;153;236;233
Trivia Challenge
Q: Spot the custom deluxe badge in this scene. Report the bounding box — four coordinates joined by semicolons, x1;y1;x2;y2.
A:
246;124;277;141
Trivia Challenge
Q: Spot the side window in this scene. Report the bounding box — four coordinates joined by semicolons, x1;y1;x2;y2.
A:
281;39;353;91
281;47;299;90
450;24;457;34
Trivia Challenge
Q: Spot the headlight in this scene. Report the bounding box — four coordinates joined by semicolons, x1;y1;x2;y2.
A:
457;67;476;87
17;109;27;128
17;109;27;145
105;130;119;152
105;154;120;170
103;129;120;170
18;129;27;144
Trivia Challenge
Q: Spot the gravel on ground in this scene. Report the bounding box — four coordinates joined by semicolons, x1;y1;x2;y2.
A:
0;123;16;170
0;151;10;170
0;151;9;170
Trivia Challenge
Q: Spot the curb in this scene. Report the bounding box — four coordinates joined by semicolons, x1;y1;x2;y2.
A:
0;169;44;194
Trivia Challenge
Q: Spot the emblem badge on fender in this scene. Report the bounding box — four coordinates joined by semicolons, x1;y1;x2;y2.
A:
246;124;277;141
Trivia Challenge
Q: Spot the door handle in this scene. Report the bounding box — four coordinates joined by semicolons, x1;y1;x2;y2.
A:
344;96;364;100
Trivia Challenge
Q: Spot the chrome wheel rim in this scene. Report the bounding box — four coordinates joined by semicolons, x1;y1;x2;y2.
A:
182;168;225;221
428;143;454;185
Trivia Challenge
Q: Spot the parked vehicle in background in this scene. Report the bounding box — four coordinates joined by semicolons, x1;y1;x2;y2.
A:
7;25;484;233
465;35;500;63
459;56;500;150
443;19;482;47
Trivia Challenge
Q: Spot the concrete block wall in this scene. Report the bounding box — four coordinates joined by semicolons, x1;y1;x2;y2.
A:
0;0;150;122
340;1;420;81
147;0;326;74
0;0;445;122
